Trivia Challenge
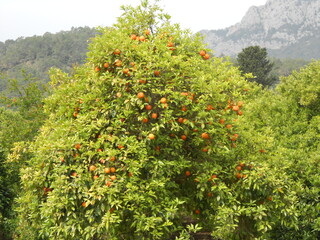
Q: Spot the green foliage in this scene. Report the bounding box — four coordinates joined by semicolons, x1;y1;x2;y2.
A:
0;72;48;239
0;27;97;88
237;46;275;87
14;1;304;240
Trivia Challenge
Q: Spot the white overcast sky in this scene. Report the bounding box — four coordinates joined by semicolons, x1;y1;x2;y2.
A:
0;0;267;42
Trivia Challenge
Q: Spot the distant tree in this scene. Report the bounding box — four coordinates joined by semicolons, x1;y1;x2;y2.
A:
237;46;275;86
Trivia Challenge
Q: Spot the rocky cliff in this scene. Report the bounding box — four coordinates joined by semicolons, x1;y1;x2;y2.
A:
200;0;320;59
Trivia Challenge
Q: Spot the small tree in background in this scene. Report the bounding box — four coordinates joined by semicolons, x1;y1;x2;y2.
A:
237;46;276;87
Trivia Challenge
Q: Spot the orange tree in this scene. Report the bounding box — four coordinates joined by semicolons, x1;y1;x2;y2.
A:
239;61;320;239
15;1;298;239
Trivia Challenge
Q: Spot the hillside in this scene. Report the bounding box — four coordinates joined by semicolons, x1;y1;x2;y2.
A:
0;27;97;90
201;0;320;60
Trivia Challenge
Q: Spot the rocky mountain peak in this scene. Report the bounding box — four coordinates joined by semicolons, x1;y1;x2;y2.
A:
201;0;320;59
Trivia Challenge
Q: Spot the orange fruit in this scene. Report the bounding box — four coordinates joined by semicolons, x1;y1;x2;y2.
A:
154;70;160;76
109;156;116;162
130;34;137;40
139;36;146;41
185;170;191;177
148;133;155;140
113;49;121;55
114;59;122;67
181;135;187;141
104;168;111;174
110;167;116;173
94;66;101;72
151;113;158;119
195;209;201;215
142;118;149;123
160;97;167;104
181;92;189;96
237;110;243;116
139;79;147;84
137;92;145;99
167;42;174;47
236;166;242;171
199;50;206;56
145;104;152;110
203;53;210;60
219;119;225;124
105;181;112;187
110;175;117;181
226;124;232;129
103;62;109;68
93;175;99;180
207;192;213;197
89;165;96;171
123;68;130;74
201;132;210;139
181;106;187;112
178;117;184;123
75;143;81;150
82;202;87;207
232;105;239;111
206;104;215;111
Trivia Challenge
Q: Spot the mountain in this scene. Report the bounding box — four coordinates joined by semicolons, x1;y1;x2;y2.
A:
0;27;97;86
200;0;320;60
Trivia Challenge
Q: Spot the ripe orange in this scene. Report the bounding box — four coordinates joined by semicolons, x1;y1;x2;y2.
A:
201;132;210;139
94;66;101;72
130;34;137;40
139;36;146;41
114;59;122;67
123;68;130;74
178;117;184;123
219;119;225;124
128;172;133;177
137;92;145;99
118;144;125;150
185;170;191;177
232;105;240;111
113;49;121;55
103;62;109;68
203;53;210;60
139;79;147;84
236;166;242;171
151;113;158;119
167;42;174;47
110;167;116;173
181;135;187;141
195;209;201;215
199;50;206;56
110;175;117;181
148;133;156;140
75;143;81;150
89;165;96;171
109;156;116;162
142;118;149;123
145;104;152;110
236;172;242;179
237;111;243;116
105;181;112;187
206;104;215;111
93;175;99;180
181;92;189;96
181;106;187;112
207;192;213;197
160;97;167;104
104;168;111;174
82;202;87;207
226;124;232;129
71;171;77;177
154;70;160;76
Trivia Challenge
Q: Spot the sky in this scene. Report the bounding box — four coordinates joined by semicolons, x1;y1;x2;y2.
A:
0;0;267;42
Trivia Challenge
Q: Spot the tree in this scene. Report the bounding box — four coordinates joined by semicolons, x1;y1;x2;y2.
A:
15;1;298;239
237;46;275;87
